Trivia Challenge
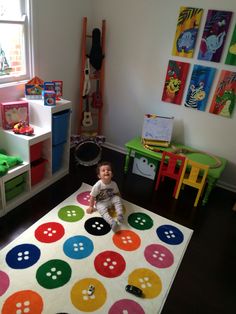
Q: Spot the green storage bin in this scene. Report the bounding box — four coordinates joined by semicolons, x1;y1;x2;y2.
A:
5;183;25;201
5;173;26;192
5;173;26;201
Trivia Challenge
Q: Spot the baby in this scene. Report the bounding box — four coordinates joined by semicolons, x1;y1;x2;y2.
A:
86;161;124;231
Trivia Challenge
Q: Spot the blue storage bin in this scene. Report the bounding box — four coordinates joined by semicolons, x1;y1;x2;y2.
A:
52;143;64;173
52;110;70;145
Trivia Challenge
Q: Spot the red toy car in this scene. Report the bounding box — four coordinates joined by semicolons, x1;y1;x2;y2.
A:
13;121;34;136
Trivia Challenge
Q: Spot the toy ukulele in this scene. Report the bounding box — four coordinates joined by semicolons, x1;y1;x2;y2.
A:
82;95;93;127
92;79;103;108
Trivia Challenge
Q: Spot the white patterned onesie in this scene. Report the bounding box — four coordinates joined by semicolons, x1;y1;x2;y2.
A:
90;180;123;225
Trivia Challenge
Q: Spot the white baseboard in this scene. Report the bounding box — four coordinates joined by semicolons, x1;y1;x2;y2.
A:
102;141;126;154
102;141;236;193
217;181;236;193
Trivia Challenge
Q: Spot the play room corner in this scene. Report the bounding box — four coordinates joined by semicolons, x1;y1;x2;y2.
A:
0;1;236;313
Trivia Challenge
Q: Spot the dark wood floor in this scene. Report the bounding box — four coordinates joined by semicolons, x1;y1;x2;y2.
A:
1;147;236;314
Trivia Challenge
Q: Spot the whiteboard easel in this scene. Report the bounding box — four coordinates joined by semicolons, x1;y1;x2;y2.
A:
141;114;174;145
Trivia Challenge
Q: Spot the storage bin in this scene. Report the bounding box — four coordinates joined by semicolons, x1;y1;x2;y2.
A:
5;173;26;201
30;142;43;162
5;173;26;191
31;158;47;186
52;110;70;145
6;184;25;201
52;143;64;173
132;152;158;180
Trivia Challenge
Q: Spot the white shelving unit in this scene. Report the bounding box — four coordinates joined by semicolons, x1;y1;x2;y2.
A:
0;98;72;217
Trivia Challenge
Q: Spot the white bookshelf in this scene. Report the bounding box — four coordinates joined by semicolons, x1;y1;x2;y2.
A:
0;99;72;216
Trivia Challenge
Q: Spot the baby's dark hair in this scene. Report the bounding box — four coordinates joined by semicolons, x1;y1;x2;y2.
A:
96;161;113;175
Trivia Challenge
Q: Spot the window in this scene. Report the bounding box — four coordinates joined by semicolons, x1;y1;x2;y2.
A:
0;0;33;85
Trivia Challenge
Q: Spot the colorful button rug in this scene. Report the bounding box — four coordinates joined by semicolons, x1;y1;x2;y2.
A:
0;183;193;313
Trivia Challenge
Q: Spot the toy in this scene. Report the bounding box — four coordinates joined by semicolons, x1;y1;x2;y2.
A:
53;80;63;100
25;76;44;99
43;81;55;91
125;285;143;297
0;149;23;176
1;100;29;130
87;285;95;296
43;90;56;106
13;121;34;136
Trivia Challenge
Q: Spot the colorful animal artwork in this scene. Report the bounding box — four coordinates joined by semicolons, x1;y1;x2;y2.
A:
209;70;236;118
198;10;232;62
162;60;190;105
225;24;236;66
172;7;203;58
185;65;216;111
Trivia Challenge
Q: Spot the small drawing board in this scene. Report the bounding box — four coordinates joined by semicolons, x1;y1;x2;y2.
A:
141;114;174;145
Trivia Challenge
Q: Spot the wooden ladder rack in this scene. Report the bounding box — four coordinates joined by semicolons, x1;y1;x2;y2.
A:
78;17;106;136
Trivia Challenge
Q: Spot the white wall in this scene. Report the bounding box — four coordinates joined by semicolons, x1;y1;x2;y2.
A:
32;0;92;133
92;0;236;191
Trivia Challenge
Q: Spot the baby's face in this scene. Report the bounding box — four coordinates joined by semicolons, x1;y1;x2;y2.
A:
99;165;113;184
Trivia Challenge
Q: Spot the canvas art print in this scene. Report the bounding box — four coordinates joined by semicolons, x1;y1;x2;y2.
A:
172;7;203;58
209;70;236;118
185;65;216;111
162;60;190;105
198;10;232;62
225;24;236;66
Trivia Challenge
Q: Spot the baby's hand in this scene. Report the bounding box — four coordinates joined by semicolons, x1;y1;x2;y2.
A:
86;206;94;214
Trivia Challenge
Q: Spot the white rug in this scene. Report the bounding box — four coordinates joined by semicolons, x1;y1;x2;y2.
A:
0;183;193;313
